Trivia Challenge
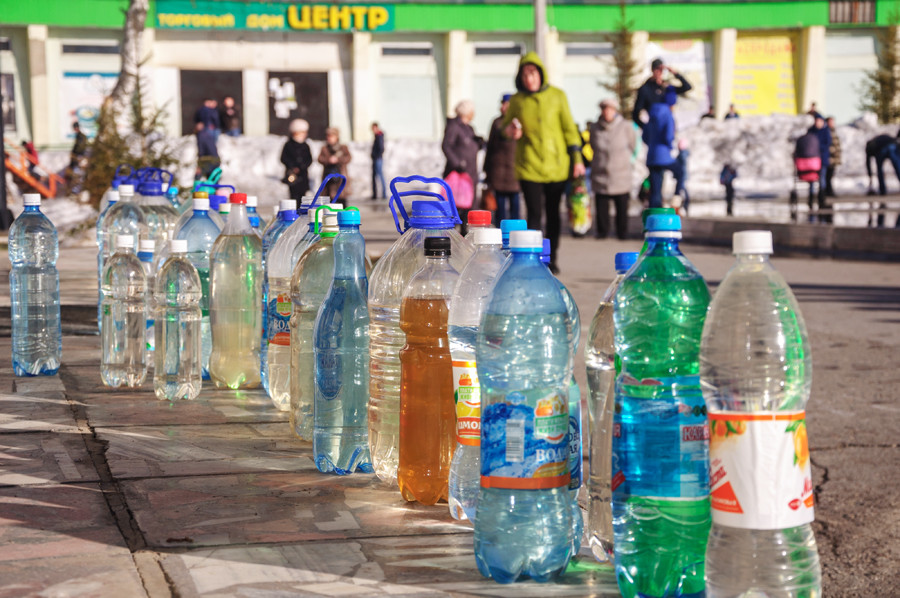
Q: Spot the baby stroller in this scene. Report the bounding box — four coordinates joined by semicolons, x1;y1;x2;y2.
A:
789;132;821;222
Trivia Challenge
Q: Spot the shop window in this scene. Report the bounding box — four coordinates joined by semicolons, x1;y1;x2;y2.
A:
0;38;10;52
829;1;875;24
566;43;614;57
267;72;329;139
475;43;524;56
382;44;433;56
179;70;243;136
62;43;120;54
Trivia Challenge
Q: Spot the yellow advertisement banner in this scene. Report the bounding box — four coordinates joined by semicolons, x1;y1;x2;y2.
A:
732;35;798;116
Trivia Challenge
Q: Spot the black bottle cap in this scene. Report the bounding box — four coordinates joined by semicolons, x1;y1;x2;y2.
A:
424;236;451;257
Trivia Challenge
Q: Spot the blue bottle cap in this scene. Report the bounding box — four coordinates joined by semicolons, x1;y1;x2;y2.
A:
409;200;456;229
615;251;639;273
138;181;163;196
337;210;360;225
645;214;681;232
500;219;527;235
540;238;551;264
209;194;226;210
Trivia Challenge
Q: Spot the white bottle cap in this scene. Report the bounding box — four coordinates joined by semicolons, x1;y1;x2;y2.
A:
247;195;258;207
219;203;232;213
509;229;543;249
279;199;297;211
322;212;340;232
139;239;156;253
118;184;135;197
473;227;502;246
170;239;188;253
107;190;120;204
23;193;41;206
193;197;210;211
733;230;773;255
117;235;135;249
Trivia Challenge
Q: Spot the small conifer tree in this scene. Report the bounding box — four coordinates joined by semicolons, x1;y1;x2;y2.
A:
859;7;900;123
601;0;641;120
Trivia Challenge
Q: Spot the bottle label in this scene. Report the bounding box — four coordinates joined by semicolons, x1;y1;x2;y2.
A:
480;390;570;490
267;295;292;347
452;360;481;446
709;410;815;529
567;381;582;490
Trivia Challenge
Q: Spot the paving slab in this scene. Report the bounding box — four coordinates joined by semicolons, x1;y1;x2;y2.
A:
0;392;78;433
0;431;98;486
0;553;147;598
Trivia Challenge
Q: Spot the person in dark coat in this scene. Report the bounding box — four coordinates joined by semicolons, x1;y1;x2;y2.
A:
865;134;900;227
643;87;683;209
807;114;832;223
69;122;88;169
318;126;352;201
194;98;221;139
633;57;692;130
195;123;220;179
441;99;484;231
370;122;386;200
280;118;313;201
484;93;520;222
218;96;241;137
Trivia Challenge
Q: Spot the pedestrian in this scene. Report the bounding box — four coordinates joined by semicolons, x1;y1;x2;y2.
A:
371;122;387;200
21;140;39;178
484;94;521;222
69;122;88;170
807;114;832;223
195;122;220;180
643;86;683;209
632;57;692;129
442;100;484;233
724;104;740;120
194;98;221;140
502;52;584;274
825;116;841;197
218;96;241;137
864;134;900;227
318;126;352;201
674;137;691;214
720;163;737;216
701;105;716;120
280;118;312;201
589;97;634;240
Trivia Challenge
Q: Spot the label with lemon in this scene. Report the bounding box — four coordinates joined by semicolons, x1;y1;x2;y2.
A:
708;410;814;529
452;360;481;446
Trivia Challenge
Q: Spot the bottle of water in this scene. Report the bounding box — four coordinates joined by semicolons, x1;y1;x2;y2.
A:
97;189;119;327
398;236;460;505
154;239;203;401
474;229;573;583
209;193;263;389
137;239;156;362
172;191;223;246
101;184;147;329
701;230;821;597
368;176;473;485
247;195;266;235
613;214;711;598
465;210;492;241
448;227;505;521
98;164;132;213
289;208;342;437
9;193;62;376
135;176;178;247
499;219;526;255
313;209;373;474
101;235;148;388
584;251;639;563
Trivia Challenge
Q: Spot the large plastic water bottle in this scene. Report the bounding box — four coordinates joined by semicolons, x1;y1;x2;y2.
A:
208;193;263;390
474;229;573;583
499;219;526;255
289;208;342;436
700;230;821;597
313;209;372;474
584;251;639;562
448;226;505;521
154;239;203;401
173;188;228;243
368;176;473;484
9;193;62;376
101;235;148;388
135;174;178;247
137;239;156;362
97;189;119;326
613;213;711;598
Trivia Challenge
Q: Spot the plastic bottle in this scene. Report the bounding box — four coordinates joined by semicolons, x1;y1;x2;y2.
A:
98;164;133;213
584;251;639;563
97;189;119;327
465;210;492;241
700;230;821;597
499;219;526;255
447;227;505;521
9;194;62;376
208;193;263;389
247;195;266;234
313;209;373;474
260;199;298;392
218;201;231;224
100;235;148;388
613;214;711;598
474;229;573;584
289;207;343;436
101;184;147;298
135;175;179;247
137;239;157;361
173;189;226;241
154;239;203;401
368;176;473;484
398;236;459;504
640;207;675;254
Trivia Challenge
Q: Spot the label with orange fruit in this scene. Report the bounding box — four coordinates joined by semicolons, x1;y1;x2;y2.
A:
452;360;481;445
708;410;814;529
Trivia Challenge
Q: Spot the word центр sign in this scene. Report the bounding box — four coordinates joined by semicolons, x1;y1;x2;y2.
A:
156;1;393;32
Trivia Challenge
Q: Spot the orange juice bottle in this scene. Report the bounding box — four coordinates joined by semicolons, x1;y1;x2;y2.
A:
398;237;459;505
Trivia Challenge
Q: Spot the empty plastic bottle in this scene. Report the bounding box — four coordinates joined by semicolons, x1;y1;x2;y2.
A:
499;219;526;255
701;230;821;597
368;176;473;484
9;193;62;376
448;226;505;521
209;193;263;389
97;189;119;327
101;235;148;388
247;195;266;234
313;209;373;474
154;239;202;401
465;210;492;241
398;236;459;505
613;214;711;598
474;229;573;584
585;251;639;563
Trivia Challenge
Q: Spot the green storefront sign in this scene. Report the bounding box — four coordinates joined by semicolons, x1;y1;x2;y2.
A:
156;1;394;32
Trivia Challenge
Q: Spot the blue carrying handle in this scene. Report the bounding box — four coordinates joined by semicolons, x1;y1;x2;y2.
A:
388;175;460;234
309;173;346;208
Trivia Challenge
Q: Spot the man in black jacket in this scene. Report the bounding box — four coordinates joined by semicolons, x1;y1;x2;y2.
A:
633;58;692;129
370;122;386;200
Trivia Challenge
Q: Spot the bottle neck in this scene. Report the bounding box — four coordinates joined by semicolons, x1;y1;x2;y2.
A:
282;210;298;221
510;250;541;262
23;204;41;213
644;233;681;254
735;253;769;265
193;209;209;216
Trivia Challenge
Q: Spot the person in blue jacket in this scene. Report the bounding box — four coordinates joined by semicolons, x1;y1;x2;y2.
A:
807;114;832;223
643;86;683;208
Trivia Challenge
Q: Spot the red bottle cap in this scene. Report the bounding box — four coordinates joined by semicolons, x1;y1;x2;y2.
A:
467;210;492;227
230;193;247;204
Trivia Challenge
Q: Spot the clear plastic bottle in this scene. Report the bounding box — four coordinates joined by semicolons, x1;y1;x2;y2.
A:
9;194;62;376
499;219;526;255
474;230;573;583
313;209;373;474
584;251;639;563
135;177;179;247
154;239;203;401
97;189;119;328
464;210;492;241
101;235;148;388
101;184;147;329
289;208;342;437
208;193;263;389
613;214;711;598
701;230;821;597
368;179;473;485
398;236;459;505
260;199;298;393
137;239;156;363
448;227;505;521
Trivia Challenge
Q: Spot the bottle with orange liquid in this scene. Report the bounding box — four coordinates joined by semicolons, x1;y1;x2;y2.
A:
398;237;459;505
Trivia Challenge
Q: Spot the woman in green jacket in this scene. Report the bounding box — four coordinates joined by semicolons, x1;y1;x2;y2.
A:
502;52;584;274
